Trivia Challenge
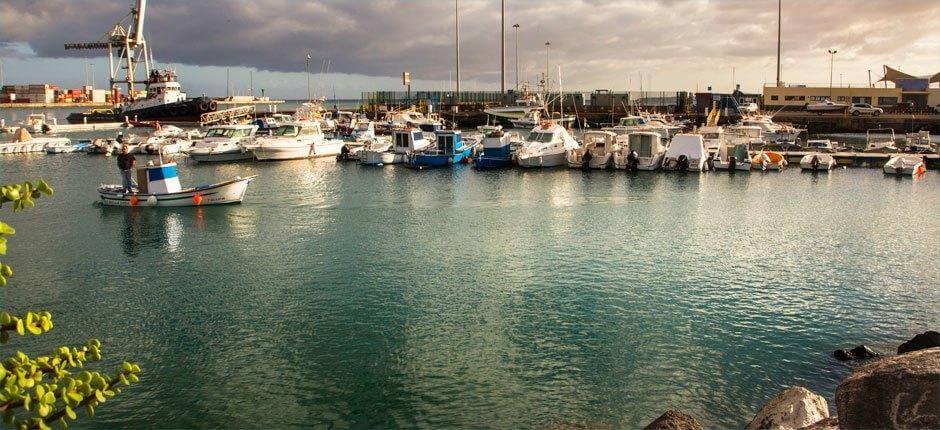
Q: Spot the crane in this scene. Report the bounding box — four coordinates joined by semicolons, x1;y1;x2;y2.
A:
64;0;150;99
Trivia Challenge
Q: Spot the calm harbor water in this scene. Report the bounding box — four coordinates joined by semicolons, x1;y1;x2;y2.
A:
1;149;937;429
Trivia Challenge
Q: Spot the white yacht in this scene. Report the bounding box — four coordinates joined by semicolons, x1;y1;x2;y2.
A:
602;116;670;139
566;131;619;169
510;109;576;129
865;128;899;153
661;134;708;171
883;155;927;176
189;124;258;163
904;131;936;153
698;125;726;152
253;121;344;161
360;129;431;166
516;122;579;168
483;85;544;120
0;128;70;154
128;125;194;155
613;131;667;171
738;114;804;143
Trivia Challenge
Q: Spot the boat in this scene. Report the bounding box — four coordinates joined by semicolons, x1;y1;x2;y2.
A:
904;131;936;153
883;155;927;176
68;69;217;124
566;131;618;169
407;130;474;168
253;113;294;135
360;129;431;166
602;115;670;139
713;140;752;171
515;122;579;168
805;139;838;153
45;140;91;154
613;131;667;171
253;121;345;161
510;109;576;129
377;108;444;134
189;124;258;163
97;162;256;206
805;99;848;113
125;124;194;155
473;128;514;169
698;125;726;152
751;151;788;171
661;134;708;172
799;153;837;171
865;128;899;153
338;121;382;161
0;128;71;155
483;84;544;120
738;114;805;143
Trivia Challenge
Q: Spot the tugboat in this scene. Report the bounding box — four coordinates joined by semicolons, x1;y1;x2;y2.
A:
67;69;216;124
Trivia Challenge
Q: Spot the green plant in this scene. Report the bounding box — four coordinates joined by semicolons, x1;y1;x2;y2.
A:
0;180;140;430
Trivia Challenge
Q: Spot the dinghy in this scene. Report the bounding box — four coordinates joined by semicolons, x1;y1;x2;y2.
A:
751;151;788;171
0;128;71;154
883;155;927;177
97;162;256;207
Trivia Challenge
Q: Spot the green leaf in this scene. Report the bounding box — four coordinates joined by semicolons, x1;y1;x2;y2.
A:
15;319;24;336
0;222;15;236
66;392;82;403
0;237;7;254
94;390;105;403
64;406;76;420
84;404;94;418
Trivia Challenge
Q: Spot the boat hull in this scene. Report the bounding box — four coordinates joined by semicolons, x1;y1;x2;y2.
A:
408;148;472;168
97;176;256;207
68;96;216;124
474;155;513;169
360;151;405;166
517;151;566;168
190;149;254;163
799;154;837;171
254;144;313;161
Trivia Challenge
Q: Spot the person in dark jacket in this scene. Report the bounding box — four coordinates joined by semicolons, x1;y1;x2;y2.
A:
116;145;137;192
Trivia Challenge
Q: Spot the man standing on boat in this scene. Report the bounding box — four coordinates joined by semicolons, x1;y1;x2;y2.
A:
117;144;137;192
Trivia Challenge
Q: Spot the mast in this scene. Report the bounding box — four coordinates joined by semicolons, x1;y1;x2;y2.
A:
500;0;505;94
775;0;781;86
455;0;460;105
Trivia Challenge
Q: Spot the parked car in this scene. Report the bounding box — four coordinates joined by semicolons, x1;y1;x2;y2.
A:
848;103;883;116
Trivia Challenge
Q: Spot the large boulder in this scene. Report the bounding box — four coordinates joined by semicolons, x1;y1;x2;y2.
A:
799;416;837;430
746;386;830;430
643;410;703;430
836;347;939;429
898;331;940;354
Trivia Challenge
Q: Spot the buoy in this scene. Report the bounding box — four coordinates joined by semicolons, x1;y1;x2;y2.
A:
193;193;203;205
129;195;139;206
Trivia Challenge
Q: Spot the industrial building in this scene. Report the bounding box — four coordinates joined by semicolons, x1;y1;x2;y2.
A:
763;66;940;110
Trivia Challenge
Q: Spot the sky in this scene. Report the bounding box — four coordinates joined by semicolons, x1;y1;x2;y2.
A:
1;0;938;99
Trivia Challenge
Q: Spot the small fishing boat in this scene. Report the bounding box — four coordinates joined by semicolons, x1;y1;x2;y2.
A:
661;134;708;172
360;129;430;166
904;131;936;153
751;151;788;171
0;128;71;154
799;153;837;171
189;124;259;163
97;162;256;207
713;142;752;171
407;130;473;168
566;131;618;169
883;155;927;176
865;128;899;153
473;128;514;169
613;131;667;171
516;122;579;168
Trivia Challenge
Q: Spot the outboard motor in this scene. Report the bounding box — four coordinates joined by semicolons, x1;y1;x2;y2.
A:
340;144;351;160
581;150;593;170
676;154;690;171
626;150;639;172
728;155;737;171
811;155;820;171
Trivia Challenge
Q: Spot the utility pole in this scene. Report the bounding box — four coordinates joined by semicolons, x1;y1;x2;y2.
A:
776;0;782;86
868;69;872;88
513;24;520;91
827;49;837;99
500;0;505;94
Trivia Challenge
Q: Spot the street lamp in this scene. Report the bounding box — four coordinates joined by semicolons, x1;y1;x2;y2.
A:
513;24;520;91
827;49;837;100
305;53;312;102
545;41;551;88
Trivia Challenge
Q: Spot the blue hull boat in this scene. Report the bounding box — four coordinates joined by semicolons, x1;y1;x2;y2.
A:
407;130;473;169
473;130;513;170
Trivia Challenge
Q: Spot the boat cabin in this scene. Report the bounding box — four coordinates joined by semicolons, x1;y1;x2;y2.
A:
274;122;323;138
392;129;430;154
581;131;617;156
431;131;466;155
628;132;665;159
482;129;511;158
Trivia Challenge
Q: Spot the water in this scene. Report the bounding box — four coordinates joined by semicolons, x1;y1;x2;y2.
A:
0;152;937;428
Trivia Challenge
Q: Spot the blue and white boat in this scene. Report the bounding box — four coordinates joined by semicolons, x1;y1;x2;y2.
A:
360;129;430;166
97;162;256;207
407;130;473;168
474;128;514;169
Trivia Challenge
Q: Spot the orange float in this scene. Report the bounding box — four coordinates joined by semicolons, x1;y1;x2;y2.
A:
129;195;139;206
193;193;203;205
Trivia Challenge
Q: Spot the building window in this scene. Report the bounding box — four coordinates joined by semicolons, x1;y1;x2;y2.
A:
810;96;827;102
798;96;806;101
770;95;779;101
837;96;847;102
878;97;898;106
852;96;872;104
784;95;799;101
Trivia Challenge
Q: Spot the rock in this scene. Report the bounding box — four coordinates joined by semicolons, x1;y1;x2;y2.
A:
643;410;703;430
747;386;830;430
848;345;880;359
798;416;837;430
836;347;939;429
898;330;940;354
833;349;852;361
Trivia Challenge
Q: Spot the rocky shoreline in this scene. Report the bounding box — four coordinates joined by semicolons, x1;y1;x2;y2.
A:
643;331;939;430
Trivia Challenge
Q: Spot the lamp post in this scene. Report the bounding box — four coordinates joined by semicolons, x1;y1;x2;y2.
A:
305;53;311;102
513;24;520;91
827;49;837;100
544;41;551;88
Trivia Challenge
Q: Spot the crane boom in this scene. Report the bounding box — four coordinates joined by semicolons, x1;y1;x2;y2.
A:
133;0;146;45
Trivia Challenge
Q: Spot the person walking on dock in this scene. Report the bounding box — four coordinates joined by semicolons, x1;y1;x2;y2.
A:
117;144;137;192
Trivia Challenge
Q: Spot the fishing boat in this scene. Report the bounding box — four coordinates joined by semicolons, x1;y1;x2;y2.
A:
883;155;927;176
713;141;752;171
407;130;473;168
359;129;430;166
188;124;258;163
751;151;788;171
253;121;344;161
97;162;256;206
515;122;579;168
45;140;91;154
799;153;837;171
864;128;899;153
613;131;667;171
904;131;936;153
0;128;71;154
473;128;514;169
566;131;619;169
661;134;708;172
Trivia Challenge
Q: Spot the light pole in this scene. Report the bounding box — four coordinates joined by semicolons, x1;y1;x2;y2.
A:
305;53;311;101
544;41;551;88
513;24;520;91
827;49;837;100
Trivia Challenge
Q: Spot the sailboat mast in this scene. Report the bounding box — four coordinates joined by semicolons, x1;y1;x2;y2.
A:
776;0;782;86
500;0;505;94
455;0;460;105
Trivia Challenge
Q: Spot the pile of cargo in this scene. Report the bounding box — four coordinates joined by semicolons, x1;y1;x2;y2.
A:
1;84;113;105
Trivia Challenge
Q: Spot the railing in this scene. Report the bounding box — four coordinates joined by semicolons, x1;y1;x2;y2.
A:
199;105;255;126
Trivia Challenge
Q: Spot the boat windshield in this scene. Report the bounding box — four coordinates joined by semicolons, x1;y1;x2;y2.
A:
618;117;644;127
528;132;556;143
274;125;300;137
205;128;252;138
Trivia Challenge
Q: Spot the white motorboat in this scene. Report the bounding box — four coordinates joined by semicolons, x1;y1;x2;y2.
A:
805;139;839;153
865;128;899;153
45;140;90;154
360;129;430;166
738;114;805;143
661;134;708;171
97;162;256;207
567;131;619;169
799;153;837;171
713;141;752;171
189;124;258;163
126;125;195;155
85;138;121;155
613;131;667;171
253;121;345;161
883;155;927;176
515;122;579;168
510;110;576;129
483;85;544;120
0;128;70;154
602;116;670;139
805;100;848;113
904;131;936;153
698;125;726;152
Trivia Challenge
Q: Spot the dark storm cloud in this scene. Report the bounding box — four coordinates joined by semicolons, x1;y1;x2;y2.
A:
2;0;938;85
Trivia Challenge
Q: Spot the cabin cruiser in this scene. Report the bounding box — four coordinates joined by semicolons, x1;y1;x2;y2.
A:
253;113;294;135
17;113;57;134
883;155;927;176
613;132;667;171
603;116;670;139
662;134;708;172
752;151;788;171
85;138;120;155
698;125;726;152
408;130;474;168
189;124;258;163
483;85;544;120
799;153;837;171
712;138;752;171
0;128;70;154
805;99;848;113
510;109;576;129
566;131;619;169
125;125;194;155
378;108;444;134
805;139;840;153
865;128;899;153
253;121;344;161
338;121;380;160
515;122;579;168
360;129;431;166
904;131;936;153
474;128;514;169
738;114;804;143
